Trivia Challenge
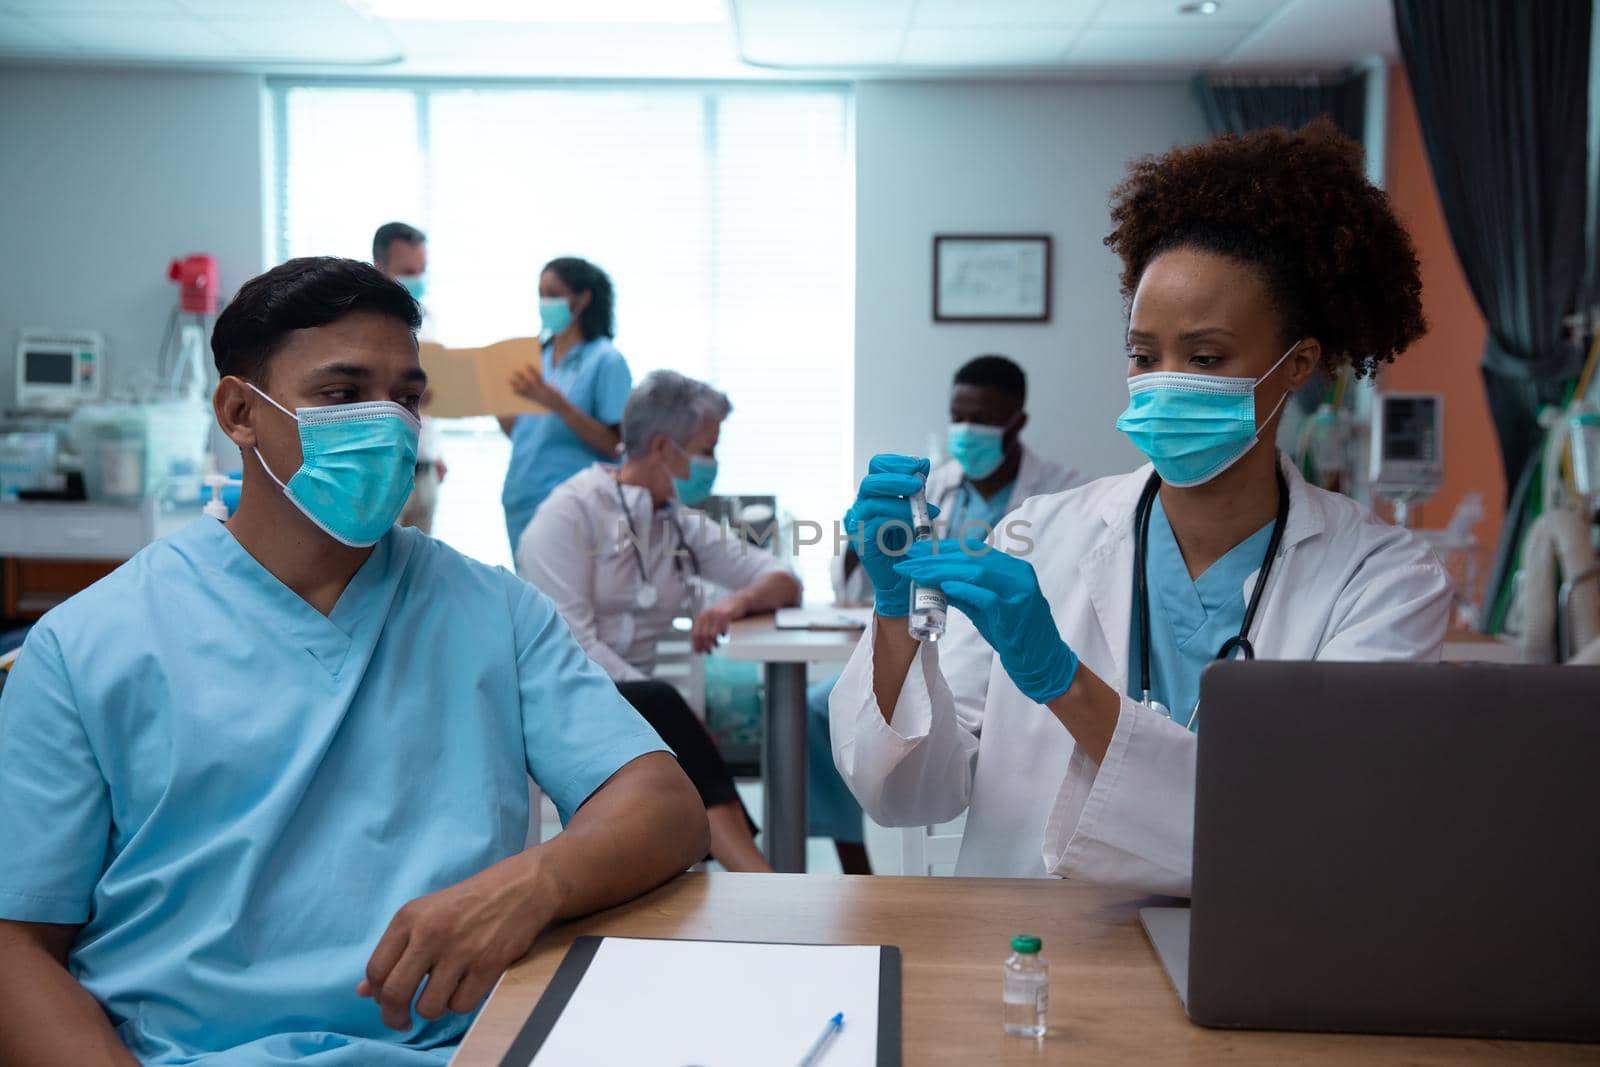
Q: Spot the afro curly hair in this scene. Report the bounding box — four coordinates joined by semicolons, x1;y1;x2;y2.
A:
1104;118;1426;379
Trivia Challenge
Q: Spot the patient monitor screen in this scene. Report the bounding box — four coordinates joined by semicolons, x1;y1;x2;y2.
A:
1383;396;1436;460
25;349;74;385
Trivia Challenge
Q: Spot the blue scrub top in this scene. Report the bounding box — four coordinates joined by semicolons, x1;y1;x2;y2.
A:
1128;498;1276;732
0;519;667;1066
945;478;1016;539
502;336;632;550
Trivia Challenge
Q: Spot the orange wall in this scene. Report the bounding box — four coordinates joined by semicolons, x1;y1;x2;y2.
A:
1381;66;1505;573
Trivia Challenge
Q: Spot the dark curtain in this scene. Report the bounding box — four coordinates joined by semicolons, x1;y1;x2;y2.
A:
1191;72;1367;144
1394;0;1590;490
1192;73;1369;415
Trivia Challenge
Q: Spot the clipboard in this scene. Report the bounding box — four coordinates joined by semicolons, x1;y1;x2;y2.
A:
498;936;902;1066
418;338;549;418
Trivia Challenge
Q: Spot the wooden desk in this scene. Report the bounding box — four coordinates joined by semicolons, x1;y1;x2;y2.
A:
714;615;861;872
1442;626;1523;664
454;873;1594;1065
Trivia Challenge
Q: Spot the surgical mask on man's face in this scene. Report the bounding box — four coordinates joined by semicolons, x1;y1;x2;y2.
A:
398;274;427;302
947;420;1011;480
539;296;573;336
247;384;420;547
1114;341;1300;487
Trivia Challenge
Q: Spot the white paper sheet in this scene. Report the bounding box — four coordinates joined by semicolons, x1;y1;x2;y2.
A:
524;938;883;1066
774;607;871;631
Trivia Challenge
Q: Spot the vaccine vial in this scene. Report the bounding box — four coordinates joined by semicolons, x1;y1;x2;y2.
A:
1002;935;1048;1038
906;478;947;642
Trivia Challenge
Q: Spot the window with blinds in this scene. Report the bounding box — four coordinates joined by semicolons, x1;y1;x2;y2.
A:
274;81;854;592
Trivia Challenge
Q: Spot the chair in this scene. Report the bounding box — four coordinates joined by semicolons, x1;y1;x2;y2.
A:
1518;509;1600;663
1558;564;1600;663
652;634;706;719
899;815;966;876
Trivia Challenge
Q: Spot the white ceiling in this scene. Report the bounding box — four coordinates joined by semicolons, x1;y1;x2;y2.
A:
736;0;1398;74
0;0;1397;78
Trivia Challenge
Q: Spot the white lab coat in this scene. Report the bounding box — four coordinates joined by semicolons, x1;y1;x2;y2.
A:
829;456;1452;894
518;464;797;681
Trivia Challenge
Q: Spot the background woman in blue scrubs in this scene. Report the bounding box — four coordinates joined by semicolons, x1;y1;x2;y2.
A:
500;256;633;550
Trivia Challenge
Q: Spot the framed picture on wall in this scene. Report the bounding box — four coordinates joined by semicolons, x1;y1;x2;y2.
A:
933;234;1052;323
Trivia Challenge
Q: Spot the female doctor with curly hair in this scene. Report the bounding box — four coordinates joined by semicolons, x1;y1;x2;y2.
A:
829;119;1452;894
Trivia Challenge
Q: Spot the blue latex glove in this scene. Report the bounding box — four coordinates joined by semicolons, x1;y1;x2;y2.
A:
892;538;1080;705
842;454;941;618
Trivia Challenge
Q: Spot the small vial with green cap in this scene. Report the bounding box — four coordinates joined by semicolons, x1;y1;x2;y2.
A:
1002;934;1048;1037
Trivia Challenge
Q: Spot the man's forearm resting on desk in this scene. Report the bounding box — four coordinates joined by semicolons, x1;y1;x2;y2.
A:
359;752;707;1031
690;573;801;653
0;920;140;1066
740;572;803;614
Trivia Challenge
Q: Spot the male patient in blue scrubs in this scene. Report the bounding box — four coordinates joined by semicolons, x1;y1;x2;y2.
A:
0;257;710;1066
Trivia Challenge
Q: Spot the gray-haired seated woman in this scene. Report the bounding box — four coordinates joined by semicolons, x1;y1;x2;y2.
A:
518;370;802;872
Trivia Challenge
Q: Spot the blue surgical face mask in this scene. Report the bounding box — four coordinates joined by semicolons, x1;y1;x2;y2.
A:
669;442;718;507
1115;341;1300;488
248;384;420;547
947;420;1012;480
539;296;573;336
398;274;427;302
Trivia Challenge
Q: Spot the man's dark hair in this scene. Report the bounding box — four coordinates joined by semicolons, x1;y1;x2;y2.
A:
953;354;1026;402
544;256;616;340
372;221;426;267
211;257;422;381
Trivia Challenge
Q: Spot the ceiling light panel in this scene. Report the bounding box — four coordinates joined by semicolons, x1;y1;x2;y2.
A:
356;0;727;23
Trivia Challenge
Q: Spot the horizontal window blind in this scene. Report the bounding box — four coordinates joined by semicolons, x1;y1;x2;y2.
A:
276;81;853;590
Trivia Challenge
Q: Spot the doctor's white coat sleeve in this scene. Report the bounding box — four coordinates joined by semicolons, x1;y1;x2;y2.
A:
517;491;648;684
829;604;995;827
1041;545;1452;898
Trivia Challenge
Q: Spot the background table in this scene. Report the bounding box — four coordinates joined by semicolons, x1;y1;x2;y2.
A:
714;615;861;872
454;873;1595;1065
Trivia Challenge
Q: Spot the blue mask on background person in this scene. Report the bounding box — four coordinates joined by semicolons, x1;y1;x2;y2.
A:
540;296;573;336
398;274;426;302
248;384;420;547
947;420;1012;480
1115;341;1300;487
670;443;719;507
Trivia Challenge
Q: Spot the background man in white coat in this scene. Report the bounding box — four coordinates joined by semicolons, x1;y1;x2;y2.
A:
926;354;1081;539
830;120;1451;893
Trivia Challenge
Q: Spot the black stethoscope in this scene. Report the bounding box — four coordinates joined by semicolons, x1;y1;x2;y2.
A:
1132;466;1289;727
612;475;700;612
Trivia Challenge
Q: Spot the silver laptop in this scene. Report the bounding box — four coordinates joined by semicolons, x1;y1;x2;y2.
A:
1142;661;1600;1042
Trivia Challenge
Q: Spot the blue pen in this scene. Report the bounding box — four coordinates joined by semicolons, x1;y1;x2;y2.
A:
795;1012;844;1067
